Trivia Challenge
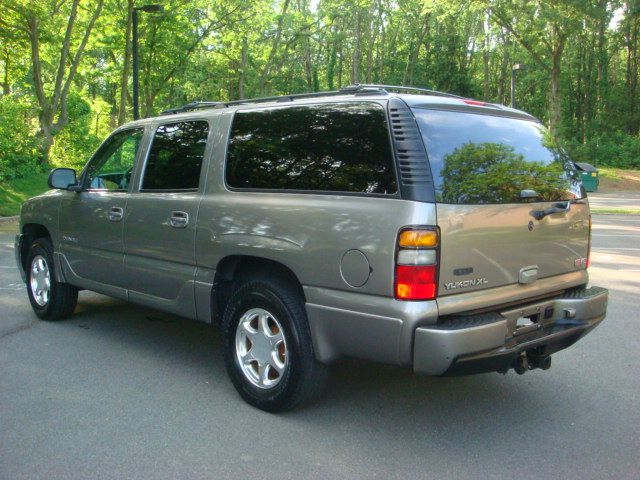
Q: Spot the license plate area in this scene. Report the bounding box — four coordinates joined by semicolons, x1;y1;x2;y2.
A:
514;313;541;336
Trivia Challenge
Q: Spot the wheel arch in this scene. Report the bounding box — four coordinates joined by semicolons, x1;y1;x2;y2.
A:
20;223;52;271
211;255;305;323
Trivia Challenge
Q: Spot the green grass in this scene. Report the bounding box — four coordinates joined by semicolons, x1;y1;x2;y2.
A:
0;171;50;217
590;208;640;215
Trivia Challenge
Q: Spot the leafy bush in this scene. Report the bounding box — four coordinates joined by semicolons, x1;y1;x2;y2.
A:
49;93;110;170
565;133;640;169
0;96;41;181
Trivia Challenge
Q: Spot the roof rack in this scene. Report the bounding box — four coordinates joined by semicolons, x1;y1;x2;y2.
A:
341;83;466;99
161;101;224;115
160;84;462;115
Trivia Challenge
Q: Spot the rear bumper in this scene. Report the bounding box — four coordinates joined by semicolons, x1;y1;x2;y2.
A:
413;286;608;375
14;234;26;282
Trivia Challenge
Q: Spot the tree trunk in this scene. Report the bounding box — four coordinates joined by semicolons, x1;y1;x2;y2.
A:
327;36;336;90
483;15;490;100
377;0;386;83
595;0;607;118
259;0;291;95
304;27;313;89
2;49;9;95
238;37;248;99
497;33;510;105
352;10;361;84
118;0;134;125
549;32;564;136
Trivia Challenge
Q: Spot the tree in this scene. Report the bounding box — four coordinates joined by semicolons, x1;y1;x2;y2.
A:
1;0;104;163
482;0;593;135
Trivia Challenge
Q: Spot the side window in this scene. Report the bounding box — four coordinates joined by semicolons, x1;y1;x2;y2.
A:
141;121;209;191
86;128;144;190
225;103;397;194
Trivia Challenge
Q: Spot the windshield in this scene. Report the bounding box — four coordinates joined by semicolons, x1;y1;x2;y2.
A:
412;108;584;204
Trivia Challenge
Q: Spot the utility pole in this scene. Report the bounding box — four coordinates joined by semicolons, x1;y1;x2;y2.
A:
510;63;525;109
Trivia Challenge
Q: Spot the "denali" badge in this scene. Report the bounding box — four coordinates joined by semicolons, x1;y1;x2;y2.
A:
444;278;488;290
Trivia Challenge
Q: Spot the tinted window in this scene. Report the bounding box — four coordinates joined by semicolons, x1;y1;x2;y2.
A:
86;128;143;190
142;121;209;190
226;103;397;194
413;109;583;204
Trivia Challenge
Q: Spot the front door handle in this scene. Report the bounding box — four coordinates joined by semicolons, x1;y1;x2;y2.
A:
108;206;124;222
169;211;189;228
531;201;571;220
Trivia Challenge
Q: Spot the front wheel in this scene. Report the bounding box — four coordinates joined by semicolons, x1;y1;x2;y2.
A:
26;238;78;321
220;276;328;412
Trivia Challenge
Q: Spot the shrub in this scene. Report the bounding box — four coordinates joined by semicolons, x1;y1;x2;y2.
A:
565;133;640;169
0;96;41;181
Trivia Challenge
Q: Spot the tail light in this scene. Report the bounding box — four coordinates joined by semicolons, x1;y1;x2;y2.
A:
587;215;592;268
395;227;439;301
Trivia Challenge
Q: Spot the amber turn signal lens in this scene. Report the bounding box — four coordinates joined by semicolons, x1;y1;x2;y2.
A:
398;229;438;248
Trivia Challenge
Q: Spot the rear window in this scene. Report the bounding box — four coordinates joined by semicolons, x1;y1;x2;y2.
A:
413;109;583;204
225;103;397;195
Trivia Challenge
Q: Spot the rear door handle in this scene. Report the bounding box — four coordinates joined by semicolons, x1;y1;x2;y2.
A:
108;206;124;222
169;211;189;228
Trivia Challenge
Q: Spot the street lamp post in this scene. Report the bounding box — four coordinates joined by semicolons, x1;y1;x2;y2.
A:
510;63;525;109
132;4;164;120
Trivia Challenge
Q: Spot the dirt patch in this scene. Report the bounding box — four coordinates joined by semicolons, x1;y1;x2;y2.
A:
599;168;640;192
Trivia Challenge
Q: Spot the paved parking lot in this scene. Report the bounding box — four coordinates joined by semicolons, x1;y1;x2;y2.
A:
1;209;639;479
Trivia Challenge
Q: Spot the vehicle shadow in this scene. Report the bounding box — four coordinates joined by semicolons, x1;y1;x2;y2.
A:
63;291;589;456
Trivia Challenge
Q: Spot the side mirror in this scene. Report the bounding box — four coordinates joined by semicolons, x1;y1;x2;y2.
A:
48;168;78;190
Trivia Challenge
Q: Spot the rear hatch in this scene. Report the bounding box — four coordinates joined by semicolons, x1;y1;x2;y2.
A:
412;107;589;297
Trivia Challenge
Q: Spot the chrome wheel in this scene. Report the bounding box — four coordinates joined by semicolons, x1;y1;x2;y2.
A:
235;308;288;389
30;255;51;307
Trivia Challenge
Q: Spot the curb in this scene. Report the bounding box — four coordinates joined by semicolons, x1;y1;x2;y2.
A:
0;216;18;224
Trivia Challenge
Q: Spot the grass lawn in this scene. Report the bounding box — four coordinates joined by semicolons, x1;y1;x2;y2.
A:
598;167;640;192
0;171;50;217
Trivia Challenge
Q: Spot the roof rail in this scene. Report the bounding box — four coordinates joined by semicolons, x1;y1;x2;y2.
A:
160;84;462;116
161;88;384;115
341;83;466;99
161;101;223;115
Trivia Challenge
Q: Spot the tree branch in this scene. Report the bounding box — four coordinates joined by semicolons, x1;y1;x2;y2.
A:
51;0;80;116
489;7;551;72
56;0;105;130
26;14;47;110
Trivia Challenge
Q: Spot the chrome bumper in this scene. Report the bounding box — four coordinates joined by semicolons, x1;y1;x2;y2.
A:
413;286;608;375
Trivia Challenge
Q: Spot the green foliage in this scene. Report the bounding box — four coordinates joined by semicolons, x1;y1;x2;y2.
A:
565;133;640;169
0;96;41;180
48;93;111;170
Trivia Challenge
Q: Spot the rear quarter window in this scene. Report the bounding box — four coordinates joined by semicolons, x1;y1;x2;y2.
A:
412;109;583;204
225;102;397;195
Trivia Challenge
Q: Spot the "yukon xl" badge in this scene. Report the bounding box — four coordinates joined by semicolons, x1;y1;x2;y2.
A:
444;278;488;290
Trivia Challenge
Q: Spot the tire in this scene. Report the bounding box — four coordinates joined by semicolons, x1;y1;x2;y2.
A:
220;275;328;412
26;237;78;321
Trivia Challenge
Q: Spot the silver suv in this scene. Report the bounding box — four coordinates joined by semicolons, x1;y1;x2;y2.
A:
15;85;608;411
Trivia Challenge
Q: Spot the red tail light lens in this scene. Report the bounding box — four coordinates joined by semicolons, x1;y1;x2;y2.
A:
395;265;437;300
462;99;486;106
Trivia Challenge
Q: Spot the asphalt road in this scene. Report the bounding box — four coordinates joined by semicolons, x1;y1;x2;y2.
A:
1;209;639;479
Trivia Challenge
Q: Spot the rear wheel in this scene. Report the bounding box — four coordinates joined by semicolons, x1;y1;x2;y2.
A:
220;276;328;412
26;238;78;321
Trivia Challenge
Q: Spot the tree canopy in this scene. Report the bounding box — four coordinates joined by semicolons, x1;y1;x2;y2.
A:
0;0;639;178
